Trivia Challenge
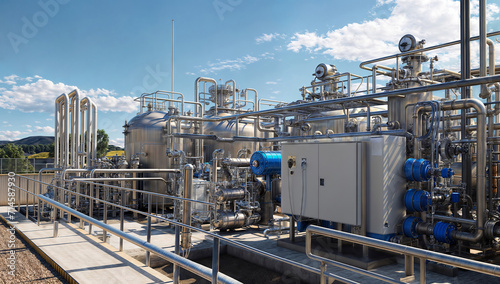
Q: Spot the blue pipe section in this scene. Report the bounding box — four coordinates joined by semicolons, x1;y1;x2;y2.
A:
250;151;281;175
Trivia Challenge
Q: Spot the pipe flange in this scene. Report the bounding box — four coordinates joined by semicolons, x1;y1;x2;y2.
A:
485;220;499;239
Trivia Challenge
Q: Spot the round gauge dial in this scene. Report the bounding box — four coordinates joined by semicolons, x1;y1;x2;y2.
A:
399;34;416;52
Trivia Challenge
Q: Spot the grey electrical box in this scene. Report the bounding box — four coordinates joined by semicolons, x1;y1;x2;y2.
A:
281;141;364;226
281;135;406;238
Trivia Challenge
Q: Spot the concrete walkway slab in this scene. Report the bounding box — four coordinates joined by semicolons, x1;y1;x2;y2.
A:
0;206;172;284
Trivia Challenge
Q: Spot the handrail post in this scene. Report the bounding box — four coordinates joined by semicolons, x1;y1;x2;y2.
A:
146;194;152;267
53;221;59;237
120;188;124;252
320;261;327;284
173;224;180;283
404;255;414;277
37;199;41;226
212;237;220;283
103;186;108;243
89;182;94;234
420;258;426;284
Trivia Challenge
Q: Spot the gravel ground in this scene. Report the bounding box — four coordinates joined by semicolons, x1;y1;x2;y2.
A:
0;220;67;284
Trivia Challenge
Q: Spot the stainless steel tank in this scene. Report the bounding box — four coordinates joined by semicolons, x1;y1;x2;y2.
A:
124;111;192;206
203;113;268;161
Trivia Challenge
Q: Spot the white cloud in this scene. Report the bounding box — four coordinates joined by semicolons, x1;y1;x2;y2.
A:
110;138;124;148
0;130;28;141
4;75;19;81
266;81;278;85
0;76;137;113
287;0;500;64
272;91;280;94
34;126;54;133
256;33;285;44
200;55;260;74
185;72;196;76
376;0;396;5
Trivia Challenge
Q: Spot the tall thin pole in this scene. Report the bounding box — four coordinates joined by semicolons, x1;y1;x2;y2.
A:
460;0;472;203
172;19;174;96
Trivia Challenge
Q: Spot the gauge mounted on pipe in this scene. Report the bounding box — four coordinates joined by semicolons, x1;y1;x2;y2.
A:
314;63;337;80
398;34;417;52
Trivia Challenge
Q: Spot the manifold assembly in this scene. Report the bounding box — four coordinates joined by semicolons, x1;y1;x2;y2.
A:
51;26;500;259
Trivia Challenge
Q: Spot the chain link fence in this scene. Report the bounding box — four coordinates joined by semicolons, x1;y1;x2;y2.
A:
0;158;54;174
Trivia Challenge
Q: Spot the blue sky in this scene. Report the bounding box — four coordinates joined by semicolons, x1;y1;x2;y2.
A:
1;0;500;147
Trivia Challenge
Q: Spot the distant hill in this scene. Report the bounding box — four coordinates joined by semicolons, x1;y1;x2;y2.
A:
0;136;54;146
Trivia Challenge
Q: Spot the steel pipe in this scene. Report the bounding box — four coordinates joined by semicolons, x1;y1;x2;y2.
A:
416;98;486;242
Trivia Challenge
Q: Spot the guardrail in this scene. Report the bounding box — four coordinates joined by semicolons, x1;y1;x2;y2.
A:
306;225;500;284
10;170;360;284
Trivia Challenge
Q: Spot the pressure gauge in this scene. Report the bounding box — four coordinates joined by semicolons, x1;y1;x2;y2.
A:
398;34;416;52
314;63;336;80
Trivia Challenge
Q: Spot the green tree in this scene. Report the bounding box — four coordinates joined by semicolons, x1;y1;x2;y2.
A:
48;143;55;158
0;143;34;173
96;129;109;158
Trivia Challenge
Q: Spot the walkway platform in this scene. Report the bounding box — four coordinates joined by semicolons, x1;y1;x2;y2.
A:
0;206;171;284
2;205;500;283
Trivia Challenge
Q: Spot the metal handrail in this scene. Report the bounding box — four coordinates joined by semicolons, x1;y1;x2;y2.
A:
37;194;240;284
13;173;360;284
306;225;500;284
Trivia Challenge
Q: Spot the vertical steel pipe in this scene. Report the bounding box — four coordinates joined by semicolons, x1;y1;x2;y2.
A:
182;164;194;250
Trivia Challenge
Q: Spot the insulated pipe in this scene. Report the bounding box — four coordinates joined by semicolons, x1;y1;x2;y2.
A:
91;100;97;162
181;164;193;250
67;90;80;168
80;97;95;167
55;93;69;168
417;99;486;242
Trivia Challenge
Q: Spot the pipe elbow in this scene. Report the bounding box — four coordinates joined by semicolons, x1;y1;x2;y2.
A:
452;230;484;243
